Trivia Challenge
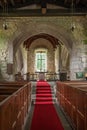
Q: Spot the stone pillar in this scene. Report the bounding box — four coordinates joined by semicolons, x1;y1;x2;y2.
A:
59;44;62;72
55;46;59;72
7;43;14;81
27;49;30;72
70;43;86;80
53;49;55;72
27;49;35;73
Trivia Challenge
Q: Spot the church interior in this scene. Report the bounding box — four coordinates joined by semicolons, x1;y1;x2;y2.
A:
0;0;87;130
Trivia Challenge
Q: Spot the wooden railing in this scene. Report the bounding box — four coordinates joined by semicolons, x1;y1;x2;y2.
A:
46;73;59;81
56;81;87;130
0;82;31;130
27;73;59;81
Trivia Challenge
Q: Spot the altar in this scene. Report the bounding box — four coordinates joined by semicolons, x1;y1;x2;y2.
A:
38;72;45;81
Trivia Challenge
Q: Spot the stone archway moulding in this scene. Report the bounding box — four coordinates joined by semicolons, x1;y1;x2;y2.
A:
9;22;75;54
6;21;76;80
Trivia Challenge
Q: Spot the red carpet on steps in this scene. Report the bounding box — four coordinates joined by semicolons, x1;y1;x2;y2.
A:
30;81;64;130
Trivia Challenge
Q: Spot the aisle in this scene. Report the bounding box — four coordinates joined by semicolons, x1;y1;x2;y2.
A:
30;81;64;130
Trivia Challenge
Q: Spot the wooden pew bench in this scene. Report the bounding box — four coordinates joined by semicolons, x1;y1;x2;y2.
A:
64;80;87;85
0;95;9;102
0;82;27;102
78;87;87;91
0;86;20;102
0;82;28;96
0;87;19;95
56;81;87;130
64;82;87;93
0;82;31;130
0;81;28;88
75;88;87;130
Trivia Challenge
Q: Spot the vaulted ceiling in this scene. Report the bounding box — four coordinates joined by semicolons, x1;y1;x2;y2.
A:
0;0;87;16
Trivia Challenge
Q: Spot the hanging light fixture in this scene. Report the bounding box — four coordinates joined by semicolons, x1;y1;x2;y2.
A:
71;0;75;31
3;1;8;30
41;0;47;14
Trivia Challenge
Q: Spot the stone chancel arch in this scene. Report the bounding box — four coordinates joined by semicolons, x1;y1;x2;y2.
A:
12;20;74;52
3;16;86;80
7;18;75;80
23;33;59;50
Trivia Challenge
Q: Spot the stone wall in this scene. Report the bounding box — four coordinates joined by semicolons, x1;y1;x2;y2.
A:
70;43;87;80
0;16;87;80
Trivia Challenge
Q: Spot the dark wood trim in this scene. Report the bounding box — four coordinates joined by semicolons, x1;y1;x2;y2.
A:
0;8;87;17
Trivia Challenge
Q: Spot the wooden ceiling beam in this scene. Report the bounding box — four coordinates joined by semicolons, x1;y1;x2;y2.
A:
76;0;80;4
0;0;87;14
22;0;26;3
10;0;15;6
0;1;3;7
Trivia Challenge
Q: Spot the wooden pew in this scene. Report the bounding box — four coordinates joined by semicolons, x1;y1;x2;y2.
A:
0;81;28;88
0;81;27;102
64;80;87;85
0;87;19;95
0;95;9;102
0;82;31;130
56;81;87;130
0;81;28;96
66;81;87;130
76;88;87;130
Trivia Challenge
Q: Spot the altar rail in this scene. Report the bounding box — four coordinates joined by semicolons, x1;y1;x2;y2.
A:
0;82;31;130
56;81;87;130
28;73;59;81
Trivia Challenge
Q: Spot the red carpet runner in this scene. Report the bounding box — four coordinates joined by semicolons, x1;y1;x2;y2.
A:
30;81;64;130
